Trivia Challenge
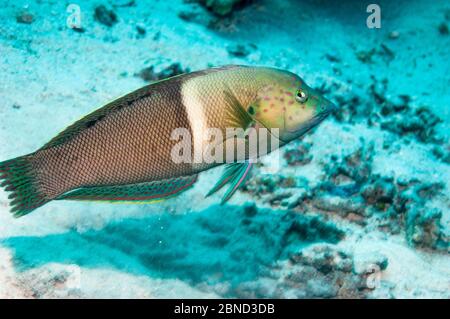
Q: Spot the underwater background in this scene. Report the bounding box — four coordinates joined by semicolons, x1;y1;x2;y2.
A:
0;0;449;298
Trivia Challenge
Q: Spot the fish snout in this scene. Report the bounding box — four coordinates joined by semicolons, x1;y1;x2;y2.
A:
321;97;338;116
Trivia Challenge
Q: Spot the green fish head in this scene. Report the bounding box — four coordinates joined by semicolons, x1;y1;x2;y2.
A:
249;70;337;143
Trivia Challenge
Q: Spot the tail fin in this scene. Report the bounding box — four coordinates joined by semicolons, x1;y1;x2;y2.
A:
0;154;49;217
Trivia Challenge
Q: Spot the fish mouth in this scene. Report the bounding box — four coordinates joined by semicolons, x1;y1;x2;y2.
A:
284;101;336;136
279;98;337;143
286;111;330;135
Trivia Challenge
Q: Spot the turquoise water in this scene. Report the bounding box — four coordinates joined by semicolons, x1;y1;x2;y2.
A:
0;0;449;298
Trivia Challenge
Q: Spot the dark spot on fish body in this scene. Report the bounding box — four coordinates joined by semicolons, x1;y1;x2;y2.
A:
85;120;97;128
117;95;142;110
85;115;105;128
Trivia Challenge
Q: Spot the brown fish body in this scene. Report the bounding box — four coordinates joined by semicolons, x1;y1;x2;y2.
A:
34;66;277;195
0;65;335;216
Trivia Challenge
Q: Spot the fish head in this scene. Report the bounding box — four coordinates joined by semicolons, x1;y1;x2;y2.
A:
249;70;337;143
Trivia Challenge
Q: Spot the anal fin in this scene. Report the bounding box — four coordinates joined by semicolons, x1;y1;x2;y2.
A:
57;174;198;203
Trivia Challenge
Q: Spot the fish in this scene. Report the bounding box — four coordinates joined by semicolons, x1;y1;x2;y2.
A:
0;65;336;217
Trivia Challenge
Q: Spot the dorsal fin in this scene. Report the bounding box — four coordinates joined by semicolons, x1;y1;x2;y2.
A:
40;85;152;150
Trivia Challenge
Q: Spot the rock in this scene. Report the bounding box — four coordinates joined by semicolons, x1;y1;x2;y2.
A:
280;244;366;298
267;190;292;206
71;26;85;33
355;48;376;63
414;182;445;200
318;182;361;197
325;53;341;63
380;96;409;116
405;207;447;250
137;63;189;82
388;31;400;39
355;44;396;64
198;0;248;16
94;5;118;27
232;280;272;298
285;187;313;210
284;141;313;166
331;89;364;123
361;178;396;209
379;43;395;61
156;63;189;79
226;43;255;57
396;175;415;188
369;76;389;105
178;10;198;22
445;9;450;21
243;172;312;205
320;137;446;249
243;174;283;197
113;0;136;7
332;67;342;76
311;195;366;218
242;202;257;217
306;278;339;298
282;215;345;245
153;31;161;41
391;179;448;251
137;66;158;82
380;106;443;144
332;76;383;125
438;22;449;35
293;244;349;272
432;145;450;164
323;140;374;184
135;23;146;36
16;11;34;24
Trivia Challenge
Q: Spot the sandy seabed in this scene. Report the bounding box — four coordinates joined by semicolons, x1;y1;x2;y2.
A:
0;0;449;298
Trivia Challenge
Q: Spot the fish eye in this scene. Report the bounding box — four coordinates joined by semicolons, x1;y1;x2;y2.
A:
295;90;308;103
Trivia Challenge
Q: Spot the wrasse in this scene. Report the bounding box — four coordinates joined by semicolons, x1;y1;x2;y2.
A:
0;65;336;217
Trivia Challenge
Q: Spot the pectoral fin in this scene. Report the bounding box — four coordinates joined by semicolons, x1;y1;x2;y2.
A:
223;85;254;129
206;161;253;204
206;163;242;197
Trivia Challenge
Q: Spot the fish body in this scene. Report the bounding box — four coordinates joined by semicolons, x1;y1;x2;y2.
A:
0;65;336;216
